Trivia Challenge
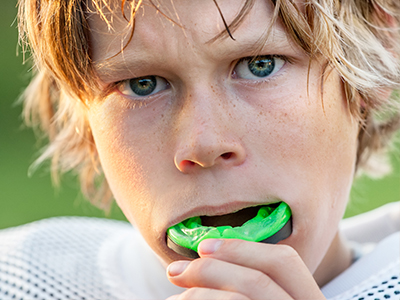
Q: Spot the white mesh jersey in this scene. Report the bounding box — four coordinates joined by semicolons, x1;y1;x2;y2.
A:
321;202;400;300
321;232;400;300
0;217;184;300
0;214;399;300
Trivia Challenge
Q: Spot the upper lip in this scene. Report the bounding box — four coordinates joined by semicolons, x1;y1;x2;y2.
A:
167;199;280;229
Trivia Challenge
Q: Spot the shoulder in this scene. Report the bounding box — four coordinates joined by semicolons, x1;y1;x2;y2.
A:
0;216;131;239
340;201;400;244
0;217;132;300
322;232;400;300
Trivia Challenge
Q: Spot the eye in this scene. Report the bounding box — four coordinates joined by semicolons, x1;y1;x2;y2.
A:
233;55;286;80
119;75;169;97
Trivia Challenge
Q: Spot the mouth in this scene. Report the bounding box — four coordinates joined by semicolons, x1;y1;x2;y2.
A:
201;205;262;227
167;201;292;259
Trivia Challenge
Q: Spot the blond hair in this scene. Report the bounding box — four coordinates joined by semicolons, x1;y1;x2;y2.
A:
18;0;400;210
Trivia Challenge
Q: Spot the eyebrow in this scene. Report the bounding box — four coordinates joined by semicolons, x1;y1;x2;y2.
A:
94;54;153;83
94;27;291;83
215;28;291;57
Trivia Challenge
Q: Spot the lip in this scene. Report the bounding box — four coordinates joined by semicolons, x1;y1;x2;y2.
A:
164;201;293;259
164;199;282;234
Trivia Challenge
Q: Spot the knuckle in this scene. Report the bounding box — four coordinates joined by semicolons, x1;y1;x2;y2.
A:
248;269;272;291
182;288;249;300
226;292;250;300
271;244;302;272
223;238;244;251
278;244;299;261
190;257;214;275
180;288;201;299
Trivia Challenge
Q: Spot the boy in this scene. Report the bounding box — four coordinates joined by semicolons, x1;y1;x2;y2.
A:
1;0;399;299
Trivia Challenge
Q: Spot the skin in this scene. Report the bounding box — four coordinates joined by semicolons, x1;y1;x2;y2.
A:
87;0;359;298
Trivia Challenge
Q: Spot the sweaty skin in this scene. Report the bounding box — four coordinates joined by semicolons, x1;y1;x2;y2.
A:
87;0;356;292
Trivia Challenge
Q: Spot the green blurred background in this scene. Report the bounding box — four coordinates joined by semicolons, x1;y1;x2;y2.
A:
1;1;399;230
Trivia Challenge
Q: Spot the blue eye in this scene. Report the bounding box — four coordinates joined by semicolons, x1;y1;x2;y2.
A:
234;56;285;80
119;75;169;97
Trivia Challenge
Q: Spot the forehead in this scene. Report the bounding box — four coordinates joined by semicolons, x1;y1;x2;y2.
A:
87;0;291;67
88;0;275;38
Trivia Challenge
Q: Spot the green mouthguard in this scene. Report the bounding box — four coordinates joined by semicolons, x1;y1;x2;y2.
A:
167;202;292;258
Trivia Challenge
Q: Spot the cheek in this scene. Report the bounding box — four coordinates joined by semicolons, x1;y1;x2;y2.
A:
242;71;358;271
248;72;358;190
87;99;167;226
276;77;358;271
88;100;200;260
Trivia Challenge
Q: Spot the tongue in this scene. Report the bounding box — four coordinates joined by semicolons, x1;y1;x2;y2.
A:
201;206;260;227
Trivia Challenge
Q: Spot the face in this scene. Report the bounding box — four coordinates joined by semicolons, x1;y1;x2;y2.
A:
87;0;359;273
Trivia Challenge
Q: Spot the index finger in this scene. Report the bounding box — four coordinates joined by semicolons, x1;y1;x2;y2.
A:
198;239;325;300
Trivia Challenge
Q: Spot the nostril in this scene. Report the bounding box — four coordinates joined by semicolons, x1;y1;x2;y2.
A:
175;146;245;172
180;160;196;168
221;152;233;160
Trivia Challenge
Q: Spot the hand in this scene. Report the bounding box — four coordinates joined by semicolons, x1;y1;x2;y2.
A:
166;239;326;300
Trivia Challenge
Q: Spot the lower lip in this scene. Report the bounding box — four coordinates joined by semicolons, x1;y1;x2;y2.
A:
166;201;292;258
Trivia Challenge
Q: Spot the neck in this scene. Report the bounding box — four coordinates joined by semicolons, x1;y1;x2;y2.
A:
313;231;353;287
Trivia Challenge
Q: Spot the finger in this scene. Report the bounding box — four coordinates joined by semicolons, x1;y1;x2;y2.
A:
198;239;325;300
167;258;292;300
166;288;251;300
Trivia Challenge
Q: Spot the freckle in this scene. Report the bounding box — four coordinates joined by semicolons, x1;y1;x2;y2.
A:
161;114;164;118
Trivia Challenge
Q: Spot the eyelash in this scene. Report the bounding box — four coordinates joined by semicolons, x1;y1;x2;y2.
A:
232;55;291;81
236;54;291;65
111;54;292;101
107;79;165;109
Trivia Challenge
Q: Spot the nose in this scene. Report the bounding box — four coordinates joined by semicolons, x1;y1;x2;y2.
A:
174;93;246;173
174;137;246;172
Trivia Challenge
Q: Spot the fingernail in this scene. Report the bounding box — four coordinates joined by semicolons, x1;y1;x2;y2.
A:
167;261;190;277
198;239;223;255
